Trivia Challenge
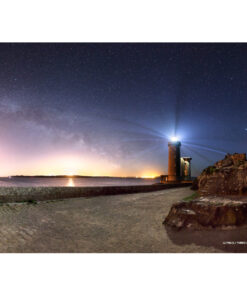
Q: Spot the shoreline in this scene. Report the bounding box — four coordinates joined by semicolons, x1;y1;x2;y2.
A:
0;183;191;203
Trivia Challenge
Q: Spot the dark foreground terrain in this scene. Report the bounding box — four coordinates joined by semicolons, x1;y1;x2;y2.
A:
0;187;247;252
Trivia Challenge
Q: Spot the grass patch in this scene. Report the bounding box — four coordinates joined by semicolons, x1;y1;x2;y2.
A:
183;192;199;202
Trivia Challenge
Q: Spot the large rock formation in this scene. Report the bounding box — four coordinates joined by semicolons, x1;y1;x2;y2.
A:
164;153;247;230
198;153;247;196
164;196;247;230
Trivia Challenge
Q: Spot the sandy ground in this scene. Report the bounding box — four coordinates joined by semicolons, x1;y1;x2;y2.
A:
0;187;247;252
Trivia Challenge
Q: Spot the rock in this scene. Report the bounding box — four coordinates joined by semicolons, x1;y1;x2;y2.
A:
164;153;247;230
164;196;247;230
197;153;247;196
191;178;198;190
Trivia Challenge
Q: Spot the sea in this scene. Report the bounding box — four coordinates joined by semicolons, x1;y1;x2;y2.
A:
0;177;160;187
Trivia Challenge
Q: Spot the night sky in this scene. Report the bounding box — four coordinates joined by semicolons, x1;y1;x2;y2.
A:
0;43;246;177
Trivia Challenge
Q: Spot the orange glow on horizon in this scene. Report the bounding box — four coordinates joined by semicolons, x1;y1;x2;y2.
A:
140;174;158;179
0;150;162;178
66;172;76;176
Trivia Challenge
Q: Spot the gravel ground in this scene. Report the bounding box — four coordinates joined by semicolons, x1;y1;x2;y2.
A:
0;187;246;252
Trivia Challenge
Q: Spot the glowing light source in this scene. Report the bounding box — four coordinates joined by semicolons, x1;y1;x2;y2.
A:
141;175;157;179
67;172;75;176
170;136;179;142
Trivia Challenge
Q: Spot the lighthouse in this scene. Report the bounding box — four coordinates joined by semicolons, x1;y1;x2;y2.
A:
168;139;181;182
160;138;192;183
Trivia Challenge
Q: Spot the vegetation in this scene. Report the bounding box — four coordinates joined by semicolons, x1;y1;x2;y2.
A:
183;192;199;202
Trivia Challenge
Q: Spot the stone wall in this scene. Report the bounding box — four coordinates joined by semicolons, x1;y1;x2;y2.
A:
0;183;191;203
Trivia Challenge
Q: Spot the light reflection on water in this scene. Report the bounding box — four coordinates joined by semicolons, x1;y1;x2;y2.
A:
67;178;75;187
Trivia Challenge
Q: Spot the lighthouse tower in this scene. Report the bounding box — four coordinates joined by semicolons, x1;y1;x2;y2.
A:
168;140;181;182
160;138;192;183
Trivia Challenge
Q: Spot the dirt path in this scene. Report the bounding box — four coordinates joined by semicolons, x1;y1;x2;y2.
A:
0;187;246;252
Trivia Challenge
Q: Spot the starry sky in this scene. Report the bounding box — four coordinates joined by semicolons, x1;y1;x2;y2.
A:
0;43;246;177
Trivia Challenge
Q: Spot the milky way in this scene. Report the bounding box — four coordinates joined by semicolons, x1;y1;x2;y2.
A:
0;43;246;176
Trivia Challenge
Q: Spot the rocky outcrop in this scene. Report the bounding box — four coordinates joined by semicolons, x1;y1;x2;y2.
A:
191;178;198;190
198;153;247;196
164;196;247;230
164;153;247;230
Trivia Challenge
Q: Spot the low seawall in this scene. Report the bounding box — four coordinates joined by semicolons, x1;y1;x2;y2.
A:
0;183;191;203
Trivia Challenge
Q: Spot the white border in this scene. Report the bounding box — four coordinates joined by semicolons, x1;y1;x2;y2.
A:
0;254;246;296
1;1;247;295
0;0;246;42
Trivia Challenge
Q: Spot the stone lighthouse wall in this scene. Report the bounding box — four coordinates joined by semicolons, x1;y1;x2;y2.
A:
168;141;181;182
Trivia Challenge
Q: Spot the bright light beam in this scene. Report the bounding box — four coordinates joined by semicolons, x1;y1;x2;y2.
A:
170;136;179;142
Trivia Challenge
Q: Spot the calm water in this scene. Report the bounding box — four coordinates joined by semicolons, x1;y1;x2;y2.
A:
0;177;160;187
